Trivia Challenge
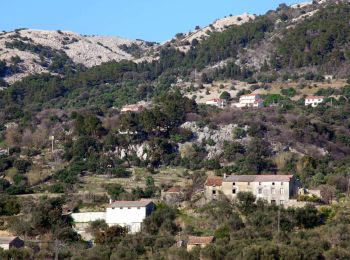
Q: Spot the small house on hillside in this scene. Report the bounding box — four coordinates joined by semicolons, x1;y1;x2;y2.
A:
205;98;227;108
204;177;223;201
233;94;264;108
187;236;214;251
0;237;24;250
305;96;324;107
161;186;185;206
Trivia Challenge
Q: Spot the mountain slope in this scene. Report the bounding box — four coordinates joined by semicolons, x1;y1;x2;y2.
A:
0;29;155;83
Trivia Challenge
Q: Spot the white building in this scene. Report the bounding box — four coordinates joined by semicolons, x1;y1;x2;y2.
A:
233;94;264;108
106;200;155;233
0;237;24;250
305;96;324;107
205;98;227;108
71;200;155;235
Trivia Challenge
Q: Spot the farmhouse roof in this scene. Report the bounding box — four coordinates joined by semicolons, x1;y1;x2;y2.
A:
188;236;214;245
224;174;293;183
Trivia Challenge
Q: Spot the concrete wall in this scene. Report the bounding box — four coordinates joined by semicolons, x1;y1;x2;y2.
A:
71;212;106;223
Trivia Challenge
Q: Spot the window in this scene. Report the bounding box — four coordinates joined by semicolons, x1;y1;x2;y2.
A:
271;200;276;205
272;182;275;185
271;188;276;194
232;189;236;194
281;182;284;185
137;207;141;209
280;200;284;205
128;207;131;209
120;207;123;209
258;188;263;194
280;188;285;194
212;190;216;195
247;182;250;186
259;182;262;185
233;182;236;186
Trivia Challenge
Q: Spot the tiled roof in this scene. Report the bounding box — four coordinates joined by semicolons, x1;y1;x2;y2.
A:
205;177;223;186
225;174;293;182
164;186;182;193
108;200;153;208
188;236;214;245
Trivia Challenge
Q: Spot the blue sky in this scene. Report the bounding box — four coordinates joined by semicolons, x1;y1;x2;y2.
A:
2;0;303;42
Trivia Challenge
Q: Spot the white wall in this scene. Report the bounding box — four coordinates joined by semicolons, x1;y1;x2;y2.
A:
106;206;149;233
71;212;106;223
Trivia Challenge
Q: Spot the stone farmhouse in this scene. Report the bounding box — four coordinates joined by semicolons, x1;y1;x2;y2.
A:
305;96;324;107
233;94;264;108
205;174;300;206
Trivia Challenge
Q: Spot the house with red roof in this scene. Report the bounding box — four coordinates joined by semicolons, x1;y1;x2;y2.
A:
205;174;300;205
187;236;214;251
161;186;185;206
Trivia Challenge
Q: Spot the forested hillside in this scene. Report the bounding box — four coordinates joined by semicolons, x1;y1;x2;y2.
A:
1;1;350;259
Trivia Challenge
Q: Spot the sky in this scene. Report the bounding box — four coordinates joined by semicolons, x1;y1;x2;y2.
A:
1;0;304;42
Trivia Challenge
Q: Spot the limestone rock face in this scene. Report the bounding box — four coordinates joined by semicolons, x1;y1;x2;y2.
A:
0;29;156;83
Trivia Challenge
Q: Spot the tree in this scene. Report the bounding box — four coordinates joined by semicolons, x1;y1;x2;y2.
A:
220;91;231;101
236;192;256;214
320;185;336;204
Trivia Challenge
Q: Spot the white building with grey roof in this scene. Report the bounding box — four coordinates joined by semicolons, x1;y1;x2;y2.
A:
71;200;155;235
106;200;155;233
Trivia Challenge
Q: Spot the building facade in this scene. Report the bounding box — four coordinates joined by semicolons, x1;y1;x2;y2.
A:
205;175;299;205
205;98;227;108
233;94;264;108
305;96;324;107
106;200;155;233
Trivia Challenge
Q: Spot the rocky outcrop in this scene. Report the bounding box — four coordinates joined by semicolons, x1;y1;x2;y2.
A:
180;122;249;159
0;29;156;83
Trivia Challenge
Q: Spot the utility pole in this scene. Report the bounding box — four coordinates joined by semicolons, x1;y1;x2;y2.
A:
277;206;281;235
54;239;59;260
347;171;350;197
49;135;55;154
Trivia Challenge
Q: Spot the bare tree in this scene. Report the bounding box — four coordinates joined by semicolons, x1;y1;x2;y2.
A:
320;185;337;204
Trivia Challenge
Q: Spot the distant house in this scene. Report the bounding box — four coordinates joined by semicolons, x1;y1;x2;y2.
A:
120;101;151;113
0;237;24;250
324;75;333;81
187;236;214;251
71;200;155;235
161;186;185;206
121;104;145;113
205;174;300;206
233;94;264;108
106;200;155;233
205;98;227;108
204;177;223;201
305;96;324;107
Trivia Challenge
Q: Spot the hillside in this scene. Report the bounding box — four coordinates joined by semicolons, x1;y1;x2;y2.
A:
0;29;156;83
2;1;350;259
